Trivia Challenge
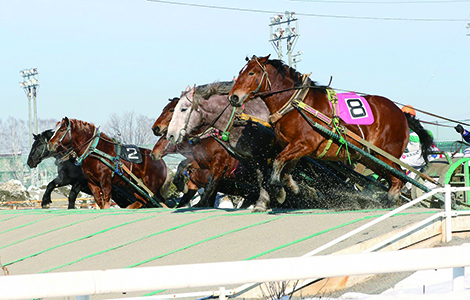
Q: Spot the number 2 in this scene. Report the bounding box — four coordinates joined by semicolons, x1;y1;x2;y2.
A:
126;148;138;159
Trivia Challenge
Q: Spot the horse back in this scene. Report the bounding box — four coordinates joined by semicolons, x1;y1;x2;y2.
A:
361;95;409;157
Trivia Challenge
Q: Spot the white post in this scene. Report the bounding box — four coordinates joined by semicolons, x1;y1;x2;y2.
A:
444;184;452;242
219;287;226;300
453;267;465;291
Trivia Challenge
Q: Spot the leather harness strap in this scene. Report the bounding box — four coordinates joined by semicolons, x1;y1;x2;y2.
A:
269;73;311;125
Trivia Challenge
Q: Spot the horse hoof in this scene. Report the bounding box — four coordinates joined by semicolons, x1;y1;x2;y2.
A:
252;206;267;213
41;203;51;209
276;188;286;204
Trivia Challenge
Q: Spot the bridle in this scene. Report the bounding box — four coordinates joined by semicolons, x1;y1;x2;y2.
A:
177;92;202;142
247;57;272;100
55;120;73;149
178;91;236;143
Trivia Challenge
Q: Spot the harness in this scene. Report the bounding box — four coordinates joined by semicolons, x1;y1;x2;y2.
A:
247;57;350;160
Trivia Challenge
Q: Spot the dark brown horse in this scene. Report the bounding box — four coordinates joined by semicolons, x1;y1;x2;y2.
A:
48;117;171;209
228;55;432;205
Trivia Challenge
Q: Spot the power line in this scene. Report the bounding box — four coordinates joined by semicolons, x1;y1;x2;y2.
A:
147;0;469;21
291;0;470;4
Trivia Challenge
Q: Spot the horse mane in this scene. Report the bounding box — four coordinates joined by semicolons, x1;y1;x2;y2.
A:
40;129;55;140
69;118;97;136
195;81;235;100
265;58;326;91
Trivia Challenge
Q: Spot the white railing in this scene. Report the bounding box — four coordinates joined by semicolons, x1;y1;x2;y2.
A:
1;245;469;300
1;185;470;300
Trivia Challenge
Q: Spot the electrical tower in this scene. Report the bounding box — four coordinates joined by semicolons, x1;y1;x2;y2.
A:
269;11;303;68
19;68;39;186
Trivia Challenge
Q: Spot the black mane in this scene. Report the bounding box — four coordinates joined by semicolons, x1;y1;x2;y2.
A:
265;58;326;91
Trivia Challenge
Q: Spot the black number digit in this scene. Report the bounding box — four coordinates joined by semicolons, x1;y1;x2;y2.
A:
346;99;367;118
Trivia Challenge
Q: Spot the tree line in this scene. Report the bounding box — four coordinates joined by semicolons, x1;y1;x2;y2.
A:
0;112;159;187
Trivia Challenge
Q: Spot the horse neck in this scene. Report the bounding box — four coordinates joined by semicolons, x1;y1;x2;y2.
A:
199;95;232;132
69;122;110;157
261;69;299;114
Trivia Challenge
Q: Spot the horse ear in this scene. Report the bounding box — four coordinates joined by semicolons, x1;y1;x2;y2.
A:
259;55;270;64
190;85;199;110
185;85;191;92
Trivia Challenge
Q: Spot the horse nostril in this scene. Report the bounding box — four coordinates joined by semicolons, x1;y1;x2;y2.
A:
229;94;239;104
152;126;160;136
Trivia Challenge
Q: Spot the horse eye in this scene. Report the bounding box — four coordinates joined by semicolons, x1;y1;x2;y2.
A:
181;107;188;112
170;109;174;113
248;72;255;76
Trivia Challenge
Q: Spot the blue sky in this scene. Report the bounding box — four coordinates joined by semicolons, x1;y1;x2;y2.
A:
1;0;469;141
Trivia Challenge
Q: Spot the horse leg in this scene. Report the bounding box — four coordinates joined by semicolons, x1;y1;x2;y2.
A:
253;169;272;212
173;158;193;193
366;158;404;207
67;181;83;209
194;172;220;207
385;161;405;206
87;181;105;209
126;201;144;209
270;143;311;201
176;189;198;208
41;179;58;209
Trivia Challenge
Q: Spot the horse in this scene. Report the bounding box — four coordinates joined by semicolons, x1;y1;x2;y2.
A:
166;83;313;212
151;84;265;209
27;130;141;209
152;97;179;136
47;117;171;209
228;55;433;206
151;97;224;207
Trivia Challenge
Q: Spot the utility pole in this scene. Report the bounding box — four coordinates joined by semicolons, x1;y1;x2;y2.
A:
19;68;39;186
269;11;302;68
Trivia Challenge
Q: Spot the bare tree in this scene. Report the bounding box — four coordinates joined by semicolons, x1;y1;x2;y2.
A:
1;117;29;182
38;118;59;134
104;111;157;146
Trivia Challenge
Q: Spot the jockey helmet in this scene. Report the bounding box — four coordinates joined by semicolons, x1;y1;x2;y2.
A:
402;105;416;116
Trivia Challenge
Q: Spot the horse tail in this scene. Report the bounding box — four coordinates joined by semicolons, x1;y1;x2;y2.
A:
404;113;434;164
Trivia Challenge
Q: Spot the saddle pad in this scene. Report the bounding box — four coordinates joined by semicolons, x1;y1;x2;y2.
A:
335;92;374;125
118;144;143;164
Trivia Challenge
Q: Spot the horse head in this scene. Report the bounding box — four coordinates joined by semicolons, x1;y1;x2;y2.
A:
229;55;271;107
152;97;179;136
27;129;55;168
167;85;201;145
48;117;72;152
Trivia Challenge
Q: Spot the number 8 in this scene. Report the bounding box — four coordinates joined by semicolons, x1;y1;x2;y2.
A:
346;99;367;118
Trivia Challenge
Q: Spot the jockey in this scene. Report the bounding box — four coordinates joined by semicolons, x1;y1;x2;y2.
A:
454;124;470;157
400;105;440;171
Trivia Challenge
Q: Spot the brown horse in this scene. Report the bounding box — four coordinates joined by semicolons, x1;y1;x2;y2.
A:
152;97;179;136
48;117;171;209
228;55;432;205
